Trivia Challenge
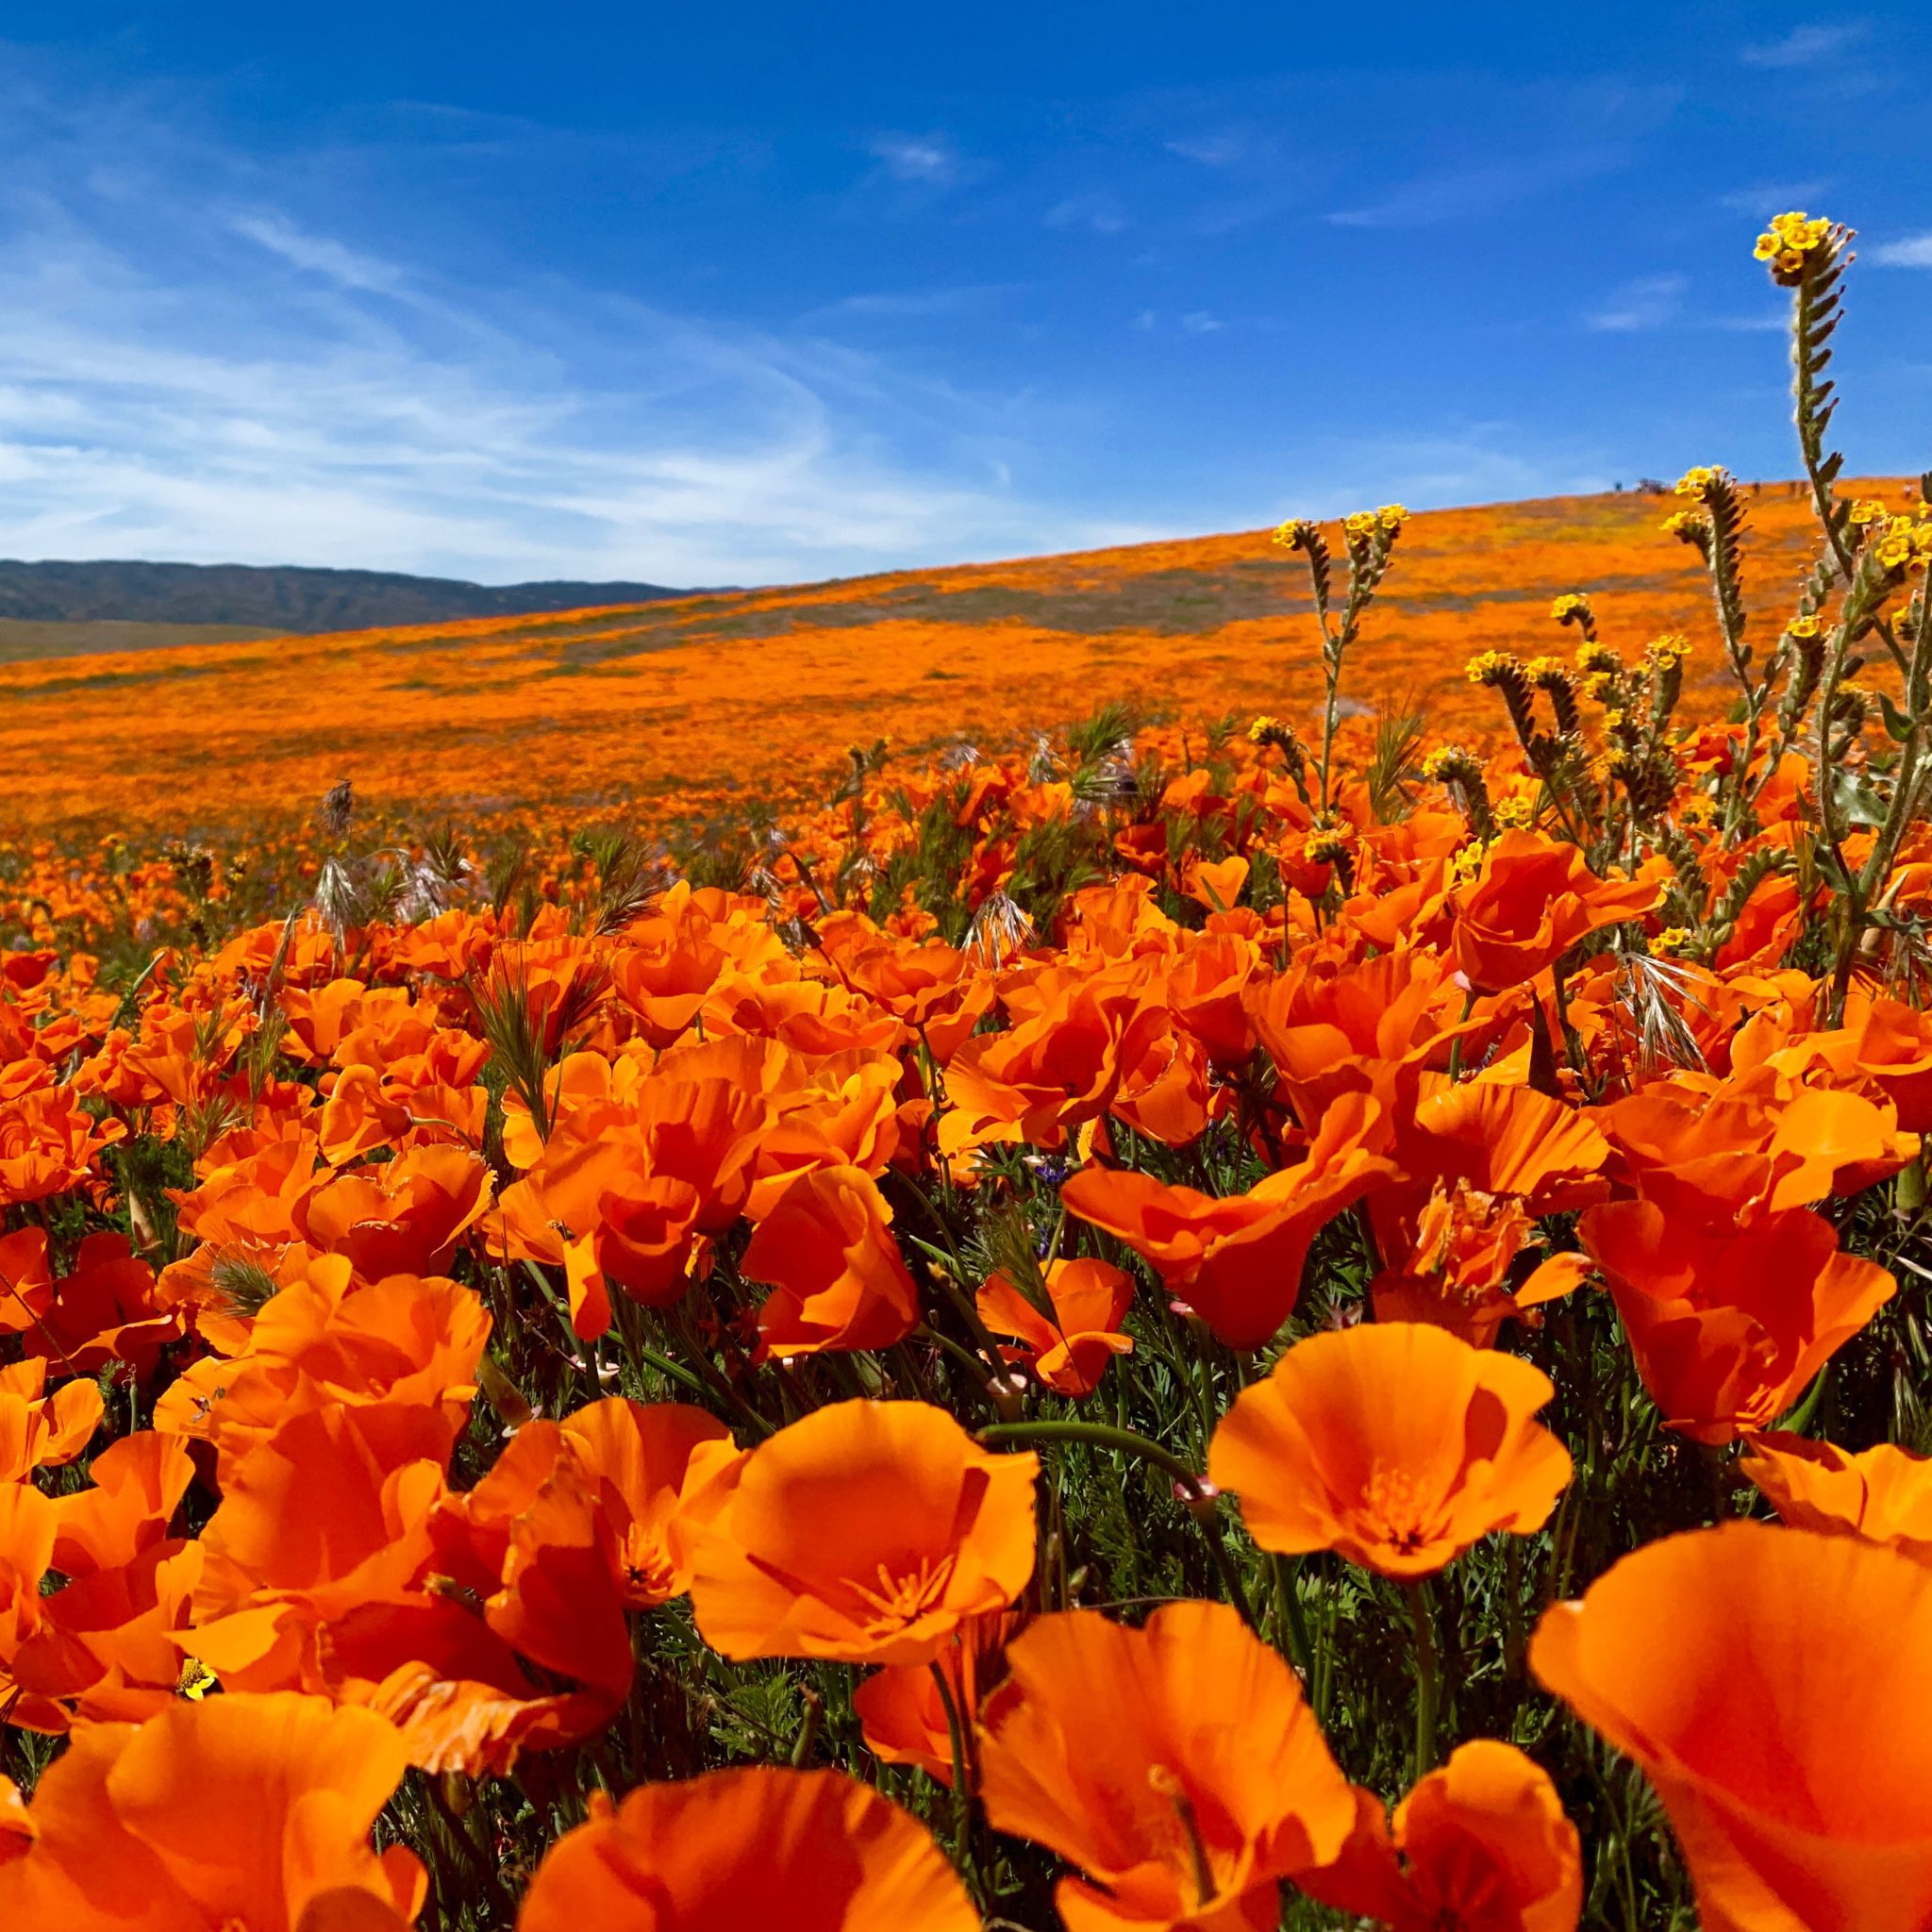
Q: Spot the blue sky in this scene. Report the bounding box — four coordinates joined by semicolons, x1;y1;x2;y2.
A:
0;4;1926;586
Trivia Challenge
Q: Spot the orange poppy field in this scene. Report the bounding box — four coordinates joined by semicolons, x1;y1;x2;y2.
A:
1;213;1930;1931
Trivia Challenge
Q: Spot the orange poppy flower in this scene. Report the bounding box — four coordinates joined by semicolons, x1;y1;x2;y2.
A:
1208;1323;1571;1576
558;1395;745;1606
853;1607;1022;1784
1577;1200;1893;1443
1740;1431;1932;1561
976;1255;1136;1396
689;1398;1038;1665
1299;1741;1582;1932
1532;1521;1932;1932
978;1600;1356;1932
1060;1092;1397;1348
1370;1179;1589;1347
1450;831;1658;993
741;1164;921;1358
0;1691;426;1931
295;1143;493;1281
517;1765;976;1932
0;1357;105;1483
0;1080;121;1205
1598;1077;1918;1229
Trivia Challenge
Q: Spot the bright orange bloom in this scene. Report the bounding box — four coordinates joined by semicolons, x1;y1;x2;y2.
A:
1208;1323;1570;1577
295;1143;493;1281
1577;1200;1893;1443
1300;1742;1582;1932
853;1607;1022;1784
689;1398;1038;1665
0;1691;426;1930
1740;1431;1932;1561
1449;831;1658;993
0;1357;104;1483
558;1395;745;1606
1532;1521;1932;1932
0;1079;121;1204
517;1765;977;1932
978;1600;1356;1932
1060;1092;1397;1348
741;1163;921;1357
976;1255;1136;1396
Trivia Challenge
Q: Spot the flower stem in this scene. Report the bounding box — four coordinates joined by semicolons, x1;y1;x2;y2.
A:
1404;1578;1441;1783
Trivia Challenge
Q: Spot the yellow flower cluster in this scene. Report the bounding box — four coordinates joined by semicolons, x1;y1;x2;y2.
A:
1421;744;1481;785
1645;634;1691;665
1574;641;1621;676
1550;591;1592;624
1525;655;1569;683
1581;671;1614;703
1247;715;1279;741
1873;516;1932;574
1754;210;1837;283
1786;614;1825;641
1271;518;1318;551
1342;505;1408;541
1661;508;1710;541
1303;824;1355;865
1674;466;1724;498
1678;796;1717;832
1653;925;1693;953
1465;649;1518;685
1849;498;1889;527
1492;795;1535;830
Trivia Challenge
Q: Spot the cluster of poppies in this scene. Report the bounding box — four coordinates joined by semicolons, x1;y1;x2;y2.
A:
4;211;1931;1932
2;669;1931;1931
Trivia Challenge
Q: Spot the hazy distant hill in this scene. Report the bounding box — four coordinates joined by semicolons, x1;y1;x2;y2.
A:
0;559;689;633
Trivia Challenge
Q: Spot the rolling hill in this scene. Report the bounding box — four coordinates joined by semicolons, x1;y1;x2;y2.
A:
0;558;689;643
0;479;1907;840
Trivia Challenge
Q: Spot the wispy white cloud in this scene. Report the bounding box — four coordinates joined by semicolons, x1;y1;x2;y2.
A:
1179;310;1224;335
1587;273;1689;333
1717;180;1829;213
1873;232;1932;268
1741;21;1867;67
0;77;1144;585
1044;191;1129;235
864;132;968;187
230;214;408;295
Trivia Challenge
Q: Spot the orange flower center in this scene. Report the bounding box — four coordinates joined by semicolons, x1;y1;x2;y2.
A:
1356;1460;1451;1557
845;1552;958;1634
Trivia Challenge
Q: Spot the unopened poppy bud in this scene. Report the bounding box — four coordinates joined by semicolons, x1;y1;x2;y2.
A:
1175;1477;1220;1523
988;1372;1028;1423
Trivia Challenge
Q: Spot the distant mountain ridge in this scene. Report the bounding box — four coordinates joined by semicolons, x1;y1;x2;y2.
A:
0;559;690;633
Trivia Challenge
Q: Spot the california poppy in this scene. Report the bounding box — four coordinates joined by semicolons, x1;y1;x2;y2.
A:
1449;832;1658;993
1740;1431;1932;1561
741;1164;922;1358
517;1765;976;1932
1532;1521;1932;1932
853;1607;1022;1785
1299;1741;1582;1932
1577;1199;1893;1443
976;1255;1136;1396
1060;1092;1397;1348
1208;1323;1570;1576
689;1398;1038;1666
978;1599;1356;1931
0;1691;426;1930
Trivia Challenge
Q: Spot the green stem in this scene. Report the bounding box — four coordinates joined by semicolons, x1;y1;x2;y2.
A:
978;1420;1260;1632
1404;1578;1441;1783
929;1658;982;1905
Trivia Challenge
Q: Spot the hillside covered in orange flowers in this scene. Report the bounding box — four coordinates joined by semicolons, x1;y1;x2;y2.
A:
5;477;1910;841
